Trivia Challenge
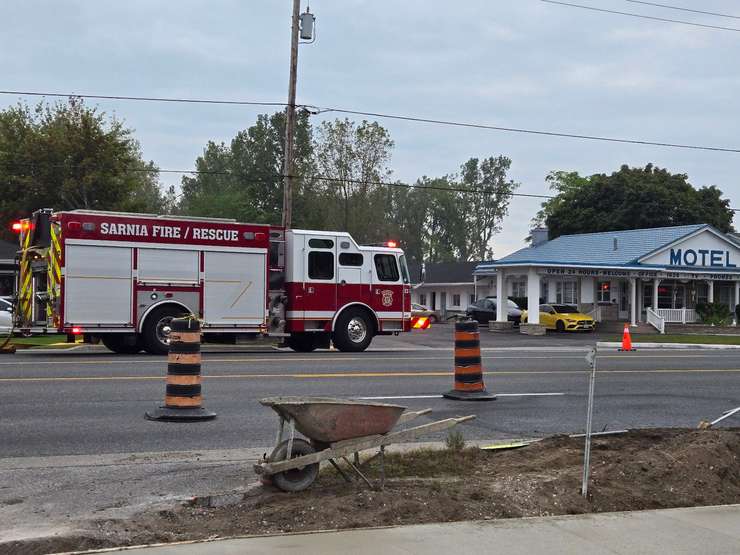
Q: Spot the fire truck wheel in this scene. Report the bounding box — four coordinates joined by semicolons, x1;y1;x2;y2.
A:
142;305;189;355
100;334;142;355
286;334;318;352
333;307;374;352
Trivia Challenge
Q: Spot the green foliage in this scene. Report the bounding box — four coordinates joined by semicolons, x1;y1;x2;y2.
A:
0;98;166;240
312;118;395;242
695;302;733;326
445;429;466;452
459;156;518;261
535;164;734;240
179;111;518;266
179;111;313;226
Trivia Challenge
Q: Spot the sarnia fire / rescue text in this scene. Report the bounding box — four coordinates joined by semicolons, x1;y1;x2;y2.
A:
100;222;240;241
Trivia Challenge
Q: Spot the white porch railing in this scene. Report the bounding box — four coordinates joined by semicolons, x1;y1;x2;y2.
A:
655;308;697;324
646;308;665;334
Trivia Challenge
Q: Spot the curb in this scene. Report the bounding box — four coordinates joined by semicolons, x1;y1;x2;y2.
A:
597;341;740;350
46;503;740;555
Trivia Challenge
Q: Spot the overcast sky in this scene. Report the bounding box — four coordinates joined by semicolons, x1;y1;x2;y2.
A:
2;0;738;257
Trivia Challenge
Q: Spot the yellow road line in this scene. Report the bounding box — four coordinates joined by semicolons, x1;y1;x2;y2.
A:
2;367;740;382
6;351;739;367
0;355;587;366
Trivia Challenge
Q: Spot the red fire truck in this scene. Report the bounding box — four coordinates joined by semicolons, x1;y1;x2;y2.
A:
14;209;412;354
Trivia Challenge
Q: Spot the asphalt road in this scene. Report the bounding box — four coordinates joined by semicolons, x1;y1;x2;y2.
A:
2;330;740;458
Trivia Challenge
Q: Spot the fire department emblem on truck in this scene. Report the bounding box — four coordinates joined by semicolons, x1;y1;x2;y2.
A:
381;289;394;307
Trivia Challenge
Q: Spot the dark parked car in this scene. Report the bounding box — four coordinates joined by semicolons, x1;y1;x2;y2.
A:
466;297;522;325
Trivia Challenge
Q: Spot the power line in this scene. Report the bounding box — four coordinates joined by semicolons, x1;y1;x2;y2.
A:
3;159;739;210
540;0;740;32
0;158;553;200
2;89;740;153
314;106;740;153
623;0;740;20
0;90;288;108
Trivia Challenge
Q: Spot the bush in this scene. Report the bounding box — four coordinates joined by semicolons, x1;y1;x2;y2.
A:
696;302;733;326
445;429;466;452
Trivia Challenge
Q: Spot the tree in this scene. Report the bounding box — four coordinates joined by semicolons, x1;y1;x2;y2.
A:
459;156;518;261
0;98;165;239
536;164;735;239
180;110;314;226
313;118;394;242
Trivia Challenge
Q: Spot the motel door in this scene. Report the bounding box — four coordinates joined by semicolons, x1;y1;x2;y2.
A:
618;282;628;320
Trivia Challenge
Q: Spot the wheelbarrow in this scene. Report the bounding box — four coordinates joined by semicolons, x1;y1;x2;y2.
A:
254;396;475;492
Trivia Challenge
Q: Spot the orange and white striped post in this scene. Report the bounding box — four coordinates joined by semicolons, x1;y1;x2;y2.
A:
443;319;495;401
146;318;216;421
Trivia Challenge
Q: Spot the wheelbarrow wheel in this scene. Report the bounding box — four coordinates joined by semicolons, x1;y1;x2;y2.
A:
270;439;319;492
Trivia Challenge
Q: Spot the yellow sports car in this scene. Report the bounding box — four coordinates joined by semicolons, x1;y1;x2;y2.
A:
521;304;595;332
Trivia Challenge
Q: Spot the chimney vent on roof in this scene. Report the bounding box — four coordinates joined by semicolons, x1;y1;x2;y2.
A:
530;227;549;247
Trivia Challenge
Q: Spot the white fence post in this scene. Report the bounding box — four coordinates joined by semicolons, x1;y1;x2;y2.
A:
582;347;597;498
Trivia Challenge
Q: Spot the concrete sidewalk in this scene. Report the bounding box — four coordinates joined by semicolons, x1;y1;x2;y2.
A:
81;504;740;555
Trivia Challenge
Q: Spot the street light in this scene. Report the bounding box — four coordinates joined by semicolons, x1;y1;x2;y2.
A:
282;2;316;230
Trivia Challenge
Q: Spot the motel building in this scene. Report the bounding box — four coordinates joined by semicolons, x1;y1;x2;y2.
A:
474;224;740;333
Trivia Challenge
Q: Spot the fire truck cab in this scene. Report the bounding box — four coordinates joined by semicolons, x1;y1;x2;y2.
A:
285;229;412;352
14;209;412;354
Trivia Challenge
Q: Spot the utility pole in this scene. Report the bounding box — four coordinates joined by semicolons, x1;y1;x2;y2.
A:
281;0;301;229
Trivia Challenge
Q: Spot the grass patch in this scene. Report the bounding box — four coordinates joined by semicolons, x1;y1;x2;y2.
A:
322;447;485;480
8;334;71;347
602;334;740;345
445;429;466;452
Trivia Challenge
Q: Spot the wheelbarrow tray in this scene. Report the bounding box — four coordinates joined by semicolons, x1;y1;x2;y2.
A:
260;396;406;443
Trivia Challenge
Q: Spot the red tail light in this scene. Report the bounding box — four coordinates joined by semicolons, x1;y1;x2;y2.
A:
11;222;22;233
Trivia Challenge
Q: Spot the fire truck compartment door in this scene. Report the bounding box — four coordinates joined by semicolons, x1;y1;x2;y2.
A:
64;245;133;324
204;251;266;325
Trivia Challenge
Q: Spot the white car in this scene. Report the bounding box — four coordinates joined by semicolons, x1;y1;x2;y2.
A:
0;297;13;334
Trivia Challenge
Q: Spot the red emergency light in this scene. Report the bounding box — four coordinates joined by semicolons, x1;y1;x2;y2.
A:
11;221;32;233
71;327;83;335
385;240;398;248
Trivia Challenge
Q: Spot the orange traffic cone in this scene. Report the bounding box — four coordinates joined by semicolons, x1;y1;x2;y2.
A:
618;323;636;351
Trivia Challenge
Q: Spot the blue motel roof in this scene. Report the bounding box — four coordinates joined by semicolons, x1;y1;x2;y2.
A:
475;224;712;272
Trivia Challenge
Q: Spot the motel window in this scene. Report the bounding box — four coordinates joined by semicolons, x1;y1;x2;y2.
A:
512;280;526;298
308;251;334;280
696;283;709;306
657;284;672;309
597;281;611;303
452;294;461;307
556;281;577;304
419;294;427;306
469;293;476;305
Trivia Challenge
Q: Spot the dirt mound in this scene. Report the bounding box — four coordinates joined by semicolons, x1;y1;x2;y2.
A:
6;428;740;554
